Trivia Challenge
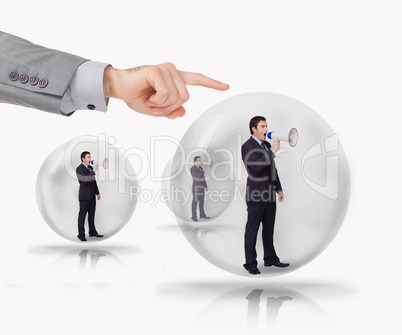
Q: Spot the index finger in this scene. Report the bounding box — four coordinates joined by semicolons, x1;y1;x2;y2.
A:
179;71;230;91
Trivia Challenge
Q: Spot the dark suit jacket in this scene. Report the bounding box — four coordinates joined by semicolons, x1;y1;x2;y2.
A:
190;165;208;192
76;163;100;201
241;136;282;202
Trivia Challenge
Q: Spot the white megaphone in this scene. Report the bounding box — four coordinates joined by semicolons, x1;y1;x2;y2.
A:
201;162;214;167
90;158;109;169
188;161;214;167
267;128;298;147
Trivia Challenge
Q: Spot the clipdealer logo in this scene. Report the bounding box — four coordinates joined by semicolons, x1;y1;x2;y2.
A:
301;133;339;200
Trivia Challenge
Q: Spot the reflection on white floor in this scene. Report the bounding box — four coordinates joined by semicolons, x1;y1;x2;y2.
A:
57;248;123;274
198;286;332;334
78;250;105;273
156;282;357;335
246;289;293;332
25;245;142;284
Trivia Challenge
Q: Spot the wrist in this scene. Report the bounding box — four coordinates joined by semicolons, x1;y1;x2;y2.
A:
103;65;119;98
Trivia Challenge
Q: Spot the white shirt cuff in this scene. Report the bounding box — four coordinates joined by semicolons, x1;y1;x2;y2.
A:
60;61;110;115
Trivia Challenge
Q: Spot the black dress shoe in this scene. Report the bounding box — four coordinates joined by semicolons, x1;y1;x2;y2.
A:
247;267;261;275
89;234;103;238
264;261;289;267
77;236;87;242
200;216;211;219
191;217;198;222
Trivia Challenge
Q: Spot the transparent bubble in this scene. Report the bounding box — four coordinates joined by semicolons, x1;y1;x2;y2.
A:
164;92;350;276
36;135;138;242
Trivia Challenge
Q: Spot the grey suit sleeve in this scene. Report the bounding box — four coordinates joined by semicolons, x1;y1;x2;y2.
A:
0;31;88;115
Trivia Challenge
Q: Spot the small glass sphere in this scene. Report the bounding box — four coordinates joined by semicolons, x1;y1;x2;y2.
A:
164;92;350;276
36;136;138;242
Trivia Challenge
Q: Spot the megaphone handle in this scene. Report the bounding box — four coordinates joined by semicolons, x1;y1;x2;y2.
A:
271;140;280;153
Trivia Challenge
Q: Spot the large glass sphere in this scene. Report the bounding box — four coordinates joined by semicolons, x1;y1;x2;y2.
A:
164;92;350;276
36;135;138;242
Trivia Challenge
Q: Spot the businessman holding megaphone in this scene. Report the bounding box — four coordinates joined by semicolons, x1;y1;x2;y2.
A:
191;156;211;222
76;151;103;242
241;116;294;275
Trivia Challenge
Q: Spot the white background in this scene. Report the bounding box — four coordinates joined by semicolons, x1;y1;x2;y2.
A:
1;1;401;334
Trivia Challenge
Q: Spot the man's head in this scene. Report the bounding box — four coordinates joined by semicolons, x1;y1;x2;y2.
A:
194;156;202;166
249;116;267;141
81;151;91;165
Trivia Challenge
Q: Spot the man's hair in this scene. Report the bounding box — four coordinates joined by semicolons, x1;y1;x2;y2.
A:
81;151;91;162
249;116;266;135
194;156;201;163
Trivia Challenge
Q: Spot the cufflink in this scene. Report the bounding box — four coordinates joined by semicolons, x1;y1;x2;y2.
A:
87;104;96;110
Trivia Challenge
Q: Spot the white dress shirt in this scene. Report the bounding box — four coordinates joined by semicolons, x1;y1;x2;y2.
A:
60;61;109;115
251;135;276;157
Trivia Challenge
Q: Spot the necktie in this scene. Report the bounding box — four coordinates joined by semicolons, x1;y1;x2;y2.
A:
262;142;276;163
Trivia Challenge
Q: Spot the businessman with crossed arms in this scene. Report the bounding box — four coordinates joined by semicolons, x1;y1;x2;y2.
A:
0;31;229;117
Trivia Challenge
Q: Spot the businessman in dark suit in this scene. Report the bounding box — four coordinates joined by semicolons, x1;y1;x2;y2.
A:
190;156;210;222
76;151;103;242
241;116;288;274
